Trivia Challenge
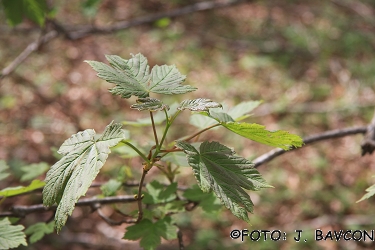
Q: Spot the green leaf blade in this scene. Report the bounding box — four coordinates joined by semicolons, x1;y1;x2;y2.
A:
0;218;27;249
222;122;303;150
85;60;148;98
124;217;177;250
150;65;196;95
0;160;10;181
24;222;54;244
43;122;126;232
357;183;375;202
176;141;271;223
0;180;45;198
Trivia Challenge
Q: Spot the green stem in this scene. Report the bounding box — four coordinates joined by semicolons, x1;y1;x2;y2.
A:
123;141;150;164
150;111;159;146
136;168;148;222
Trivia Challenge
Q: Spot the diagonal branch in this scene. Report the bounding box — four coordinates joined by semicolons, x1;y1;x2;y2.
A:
65;0;250;40
0;30;58;80
253;126;368;168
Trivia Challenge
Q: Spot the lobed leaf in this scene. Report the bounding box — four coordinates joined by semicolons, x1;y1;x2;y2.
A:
143;181;177;204
86;53;196;99
24;221;54;244
357;182;375;202
85;56;149;98
176;141;271;223
149;65;196;95
124;217;177;250
130;97;169;111
0;218;27;249
178;98;222;111
222;122;303;150
43;121;127;232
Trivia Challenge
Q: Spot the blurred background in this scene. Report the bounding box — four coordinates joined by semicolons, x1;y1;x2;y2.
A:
1;0;375;249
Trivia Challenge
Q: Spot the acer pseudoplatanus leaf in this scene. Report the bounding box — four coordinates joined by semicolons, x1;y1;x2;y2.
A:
43;122;127;232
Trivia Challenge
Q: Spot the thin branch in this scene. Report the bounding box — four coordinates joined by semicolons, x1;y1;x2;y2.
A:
183;123;221;142
361;108;375;155
150;111;159;146
0;30;58;80
65;0;249;40
136;169;148;222
177;229;184;250
0;195;137;218
96;207;136;225
253;126;368;168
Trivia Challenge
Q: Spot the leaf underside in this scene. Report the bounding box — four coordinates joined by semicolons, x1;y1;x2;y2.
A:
176;140;271;223
42;121;127;232
85;53;196;99
130;97;169;111
0;218;27;249
178;98;222;111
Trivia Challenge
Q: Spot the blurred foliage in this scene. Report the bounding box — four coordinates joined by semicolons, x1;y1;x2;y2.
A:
1;0;375;249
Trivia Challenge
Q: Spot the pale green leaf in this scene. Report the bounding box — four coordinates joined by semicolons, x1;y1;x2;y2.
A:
43;121;127;232
0;218;27;249
149;65;196;95
0;180;45;197
228;101;262;121
357;182;375;202
176;141;271;223
130;97;169;111
0;160;10;181
124;217;177;250
20;162;49;182
86;53;196;99
178;98;222;111
162;151;189;167
24;221;54;244
85;55;149;98
189;113;218;129
222;122;303;150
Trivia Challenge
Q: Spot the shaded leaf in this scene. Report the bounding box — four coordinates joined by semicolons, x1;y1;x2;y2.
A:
0;160;10;181
0;180;45;198
176;141;271;223
20;162;49;182
162;151;189;167
222;122;303;150
183;185;222;212
81;0;101;17
124;217;177;250
0;218;27;249
178;98;222;111
101;179;122;196
24;221;54;244
130;97;169;111
42;122;127;232
23;0;47;26
143;181;177;204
